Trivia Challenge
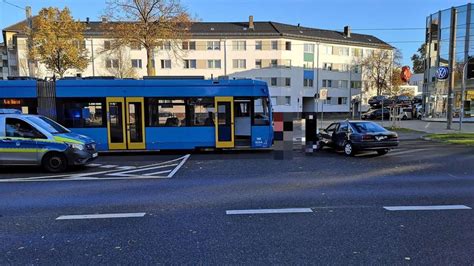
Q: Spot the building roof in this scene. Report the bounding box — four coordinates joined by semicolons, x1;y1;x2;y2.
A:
3;18;392;49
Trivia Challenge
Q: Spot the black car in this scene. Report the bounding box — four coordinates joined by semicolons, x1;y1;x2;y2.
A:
368;96;392;107
361;108;390;120
390;95;412;104
316;121;399;156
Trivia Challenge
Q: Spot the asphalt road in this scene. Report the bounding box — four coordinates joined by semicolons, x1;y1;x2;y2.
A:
1;139;474;264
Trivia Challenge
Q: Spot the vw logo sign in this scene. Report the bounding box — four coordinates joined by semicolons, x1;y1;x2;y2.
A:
436;67;449;80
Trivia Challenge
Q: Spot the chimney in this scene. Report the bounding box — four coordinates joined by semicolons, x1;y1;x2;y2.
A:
249;15;254;30
344;25;351;38
86;17;90;23
101;17;108;23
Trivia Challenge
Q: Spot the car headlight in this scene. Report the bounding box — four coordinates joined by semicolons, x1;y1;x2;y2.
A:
69;143;85;151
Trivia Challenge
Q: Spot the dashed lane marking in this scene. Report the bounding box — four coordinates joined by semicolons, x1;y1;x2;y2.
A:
226;208;314;215
56;212;146;220
384;205;472;211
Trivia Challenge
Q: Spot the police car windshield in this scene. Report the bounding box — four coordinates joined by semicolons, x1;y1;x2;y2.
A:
26;116;70;134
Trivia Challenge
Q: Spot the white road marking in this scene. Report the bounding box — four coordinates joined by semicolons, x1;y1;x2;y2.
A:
86;163;102;167
0;154;191;183
226;208;313;215
167;154;190;178
143;170;172;176
105;163;178;177
384;205;472;211
100;165;118;168
116;166;137;170
56;212;146;220
389;148;431;156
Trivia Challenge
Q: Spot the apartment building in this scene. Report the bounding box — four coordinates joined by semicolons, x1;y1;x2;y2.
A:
2;16;392;114
0;43;7;80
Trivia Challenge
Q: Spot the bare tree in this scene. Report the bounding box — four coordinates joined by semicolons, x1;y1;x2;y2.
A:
104;0;192;76
100;44;137;78
357;49;402;96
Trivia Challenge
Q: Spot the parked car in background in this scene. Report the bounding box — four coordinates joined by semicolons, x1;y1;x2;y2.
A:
361;108;390;120
368;96;392;107
316;120;399;156
412;95;422;104
390;95;412;104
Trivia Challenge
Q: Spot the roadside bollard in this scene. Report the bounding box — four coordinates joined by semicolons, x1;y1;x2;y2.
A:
305;113;317;155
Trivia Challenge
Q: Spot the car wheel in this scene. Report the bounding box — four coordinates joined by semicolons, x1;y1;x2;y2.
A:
402;115;407;120
377;149;389;155
42;152;68;173
343;142;355;156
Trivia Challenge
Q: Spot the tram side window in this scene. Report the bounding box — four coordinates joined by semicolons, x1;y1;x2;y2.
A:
188;98;215;126
253;97;270;125
147;99;187;127
57;99;105;128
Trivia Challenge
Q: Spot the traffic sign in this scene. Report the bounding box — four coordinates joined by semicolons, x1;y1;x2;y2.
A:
319;89;328;100
436;66;449;80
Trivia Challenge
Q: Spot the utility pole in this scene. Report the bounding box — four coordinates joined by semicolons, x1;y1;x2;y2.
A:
26;6;35;77
447;7;457;129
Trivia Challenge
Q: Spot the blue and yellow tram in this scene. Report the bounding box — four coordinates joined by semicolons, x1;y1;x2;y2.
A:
0;78;273;151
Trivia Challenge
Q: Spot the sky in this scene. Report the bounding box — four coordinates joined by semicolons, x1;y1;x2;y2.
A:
0;0;471;67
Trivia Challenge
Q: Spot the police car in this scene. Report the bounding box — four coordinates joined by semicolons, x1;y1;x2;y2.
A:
0;109;98;172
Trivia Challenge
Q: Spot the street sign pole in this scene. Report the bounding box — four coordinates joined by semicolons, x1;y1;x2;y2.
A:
460;62;467;131
447;8;457;130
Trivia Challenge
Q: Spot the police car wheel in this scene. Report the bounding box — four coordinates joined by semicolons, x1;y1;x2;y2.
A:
42;153;67;173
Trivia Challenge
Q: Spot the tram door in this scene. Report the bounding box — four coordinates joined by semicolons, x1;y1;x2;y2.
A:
215;97;234;148
106;97;146;150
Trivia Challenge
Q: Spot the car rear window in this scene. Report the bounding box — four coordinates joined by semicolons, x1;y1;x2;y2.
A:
350;122;387;133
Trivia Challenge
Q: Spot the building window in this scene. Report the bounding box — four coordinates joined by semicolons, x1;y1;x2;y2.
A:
159;41;171;50
106;59;119;68
322;79;332;88
351;81;362;89
207;41;220;50
56;99;105;128
232;41;246;51
232;59;246;69
160;59;171;69
271;40;278;50
284;96;291;105
323;45;333;55
338;97;348;105
303;62;314;69
285;77;291;86
104;40;111;50
304;43;314;53
130;41;141;50
285;41;291;51
351;48;363;57
131;59;142;68
303;78;314;87
182;41;196;50
184;59;196;69
353;65;361;73
338;80;348;89
342;47;349;56
255;41;262;50
255;59;262;68
270;59;278;68
270;77;277;86
323;63;332;71
207;59;221;69
270;96;277;106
